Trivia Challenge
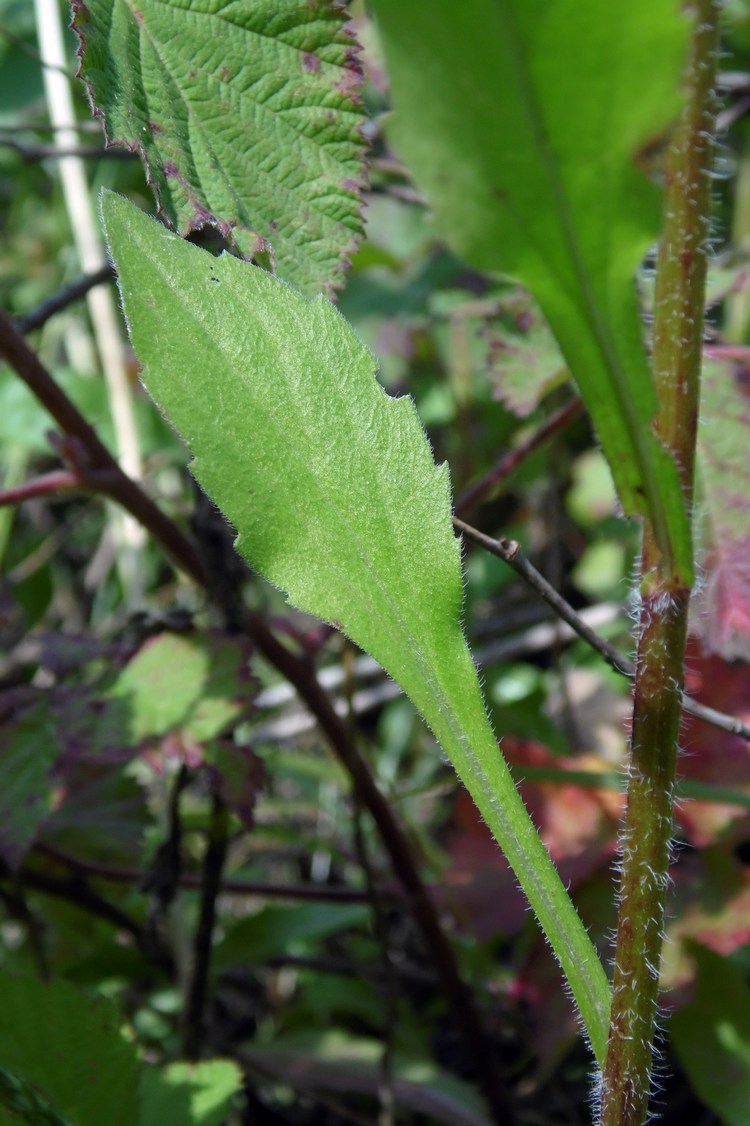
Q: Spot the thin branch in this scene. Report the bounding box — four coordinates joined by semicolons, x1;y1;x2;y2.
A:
0;470;80;506
7;864;174;975
34;843;387;901
0;310;206;584
0;137;135;161
455;517;750;741
454;517;633;676
455;397;583;516
16;263;115;334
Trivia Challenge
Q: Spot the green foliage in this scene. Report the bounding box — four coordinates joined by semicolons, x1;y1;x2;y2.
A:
0;975;243;1126
370;0;693;582
139;1060;243;1126
104;632;251;743
0;974;141;1126
693;359;750;660
671;944;750;1126
0;1;746;1121
101;189;611;1059
73;0;366;296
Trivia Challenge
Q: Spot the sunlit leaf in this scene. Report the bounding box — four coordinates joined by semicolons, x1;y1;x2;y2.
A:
73;0;366;296
370;0;692;580
0;974;141;1126
101;190;611;1060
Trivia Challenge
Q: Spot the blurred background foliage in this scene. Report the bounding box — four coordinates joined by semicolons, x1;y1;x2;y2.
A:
2;2;750;1123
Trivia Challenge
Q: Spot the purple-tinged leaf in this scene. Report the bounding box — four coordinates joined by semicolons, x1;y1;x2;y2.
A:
73;0;367;296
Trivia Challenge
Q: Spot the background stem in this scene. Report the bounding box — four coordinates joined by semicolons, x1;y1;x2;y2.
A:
599;4;719;1124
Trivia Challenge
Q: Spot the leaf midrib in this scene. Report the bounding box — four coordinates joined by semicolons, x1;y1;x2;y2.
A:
136;236;473;750
497;4;673;561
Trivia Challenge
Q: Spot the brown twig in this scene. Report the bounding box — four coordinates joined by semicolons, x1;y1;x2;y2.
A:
0;312;511;1121
0;470;80;506
455;517;750;741
0;309;206;583
6;864;174;975
454;516;633;676
16;264;115;334
33;845;388;902
455;397;584;517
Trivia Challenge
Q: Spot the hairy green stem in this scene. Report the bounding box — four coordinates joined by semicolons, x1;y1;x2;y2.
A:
599;4;719;1124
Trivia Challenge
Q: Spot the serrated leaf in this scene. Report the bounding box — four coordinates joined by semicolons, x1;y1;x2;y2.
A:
73;0;366;296
101;190;611;1061
0;975;141;1126
139;1060;243;1126
369;0;692;581
484;293;567;417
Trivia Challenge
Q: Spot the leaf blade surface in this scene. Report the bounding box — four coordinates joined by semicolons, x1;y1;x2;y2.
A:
370;0;692;579
74;0;366;295
102;192;611;1059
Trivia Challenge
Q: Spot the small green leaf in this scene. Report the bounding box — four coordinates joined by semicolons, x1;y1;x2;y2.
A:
671;943;750;1126
369;0;692;580
139;1060;243;1126
214;903;371;970
0;975;141;1126
73;0;366;296
104;633;251;743
102;191;611;1060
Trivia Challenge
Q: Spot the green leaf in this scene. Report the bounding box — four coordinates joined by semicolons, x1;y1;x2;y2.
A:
0;975;141;1126
0;1064;71;1126
73;0;366;296
104;633;251;743
139;1060;243;1126
101;191;611;1061
671;943;750;1126
369;0;692;581
214;903;371;971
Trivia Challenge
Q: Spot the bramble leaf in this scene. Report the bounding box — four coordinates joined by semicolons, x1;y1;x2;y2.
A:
370;0;693;580
0;974;141;1126
102;190;611;1061
73;0;366;296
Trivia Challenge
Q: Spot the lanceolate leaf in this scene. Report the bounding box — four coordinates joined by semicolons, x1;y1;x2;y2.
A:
73;0;366;296
101;191;611;1061
369;0;693;581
